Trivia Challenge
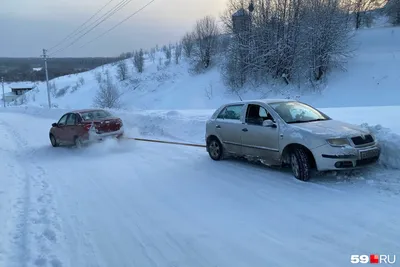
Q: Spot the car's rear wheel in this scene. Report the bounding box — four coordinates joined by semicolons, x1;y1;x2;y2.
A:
207;137;223;161
290;148;311;181
50;134;58;147
74;136;83;148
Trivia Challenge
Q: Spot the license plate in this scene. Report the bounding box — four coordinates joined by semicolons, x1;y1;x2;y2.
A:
360;149;379;159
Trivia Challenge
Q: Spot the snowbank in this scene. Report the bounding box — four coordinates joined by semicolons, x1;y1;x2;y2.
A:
361;123;400;170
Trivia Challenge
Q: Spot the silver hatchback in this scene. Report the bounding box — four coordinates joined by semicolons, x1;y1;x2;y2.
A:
205;99;381;181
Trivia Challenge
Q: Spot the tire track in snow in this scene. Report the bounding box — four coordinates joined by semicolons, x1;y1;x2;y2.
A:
0;119;65;267
0;119;31;267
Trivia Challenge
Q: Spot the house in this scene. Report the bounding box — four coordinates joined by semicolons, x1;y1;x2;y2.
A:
232;8;252;34
2;83;35;103
232;1;254;34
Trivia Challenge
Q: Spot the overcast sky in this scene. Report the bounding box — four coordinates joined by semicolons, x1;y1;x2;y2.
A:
0;0;228;57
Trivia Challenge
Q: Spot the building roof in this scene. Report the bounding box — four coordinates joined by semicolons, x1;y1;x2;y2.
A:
10;83;35;89
9;82;36;89
232;8;249;17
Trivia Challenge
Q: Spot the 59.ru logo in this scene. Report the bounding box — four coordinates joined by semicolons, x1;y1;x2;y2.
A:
351;254;396;264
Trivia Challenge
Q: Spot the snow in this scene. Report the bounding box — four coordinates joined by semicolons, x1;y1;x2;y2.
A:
0;24;400;267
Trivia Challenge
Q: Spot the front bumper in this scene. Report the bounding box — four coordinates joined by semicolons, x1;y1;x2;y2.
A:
312;143;381;171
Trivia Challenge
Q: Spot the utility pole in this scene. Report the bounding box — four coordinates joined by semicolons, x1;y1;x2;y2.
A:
1;77;5;108
42;49;52;108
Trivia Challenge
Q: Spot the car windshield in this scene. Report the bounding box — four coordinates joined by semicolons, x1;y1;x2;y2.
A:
269;101;330;123
80;110;112;121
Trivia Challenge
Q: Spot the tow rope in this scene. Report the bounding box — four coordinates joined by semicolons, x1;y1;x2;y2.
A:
123;137;206;148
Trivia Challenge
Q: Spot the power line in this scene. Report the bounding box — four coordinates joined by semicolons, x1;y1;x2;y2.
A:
49;0;135;56
47;0;117;52
79;0;156;49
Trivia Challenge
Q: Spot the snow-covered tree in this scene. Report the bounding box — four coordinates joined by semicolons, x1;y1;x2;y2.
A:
132;49;145;73
93;70;122;109
220;0;353;89
191;16;220;70
385;0;400;25
350;0;386;29
116;60;128;81
175;43;182;64
182;32;195;58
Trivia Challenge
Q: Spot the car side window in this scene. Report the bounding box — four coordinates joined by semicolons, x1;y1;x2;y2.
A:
58;114;69;126
246;104;275;126
66;113;77;126
217;105;243;120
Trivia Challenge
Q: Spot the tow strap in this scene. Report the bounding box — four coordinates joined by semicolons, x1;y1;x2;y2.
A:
123;137;206;148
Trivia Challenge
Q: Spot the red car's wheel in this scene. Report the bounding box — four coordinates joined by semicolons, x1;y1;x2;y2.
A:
50;134;58;147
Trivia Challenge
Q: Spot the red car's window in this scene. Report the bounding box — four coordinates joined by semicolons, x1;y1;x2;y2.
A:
80;110;112;121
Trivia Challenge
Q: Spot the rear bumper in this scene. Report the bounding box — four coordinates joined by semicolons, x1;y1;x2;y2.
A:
312;143;381;171
84;128;124;143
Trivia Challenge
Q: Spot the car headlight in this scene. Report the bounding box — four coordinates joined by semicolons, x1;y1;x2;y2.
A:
326;138;350;147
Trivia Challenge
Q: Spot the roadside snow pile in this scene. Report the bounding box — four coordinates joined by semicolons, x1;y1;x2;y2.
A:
361;123;400;170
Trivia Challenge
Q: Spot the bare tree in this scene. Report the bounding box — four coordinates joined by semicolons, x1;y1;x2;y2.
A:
175;43;182;64
132;49;145;73
116;60;128;81
164;45;172;64
94;71;102;84
149;47;156;62
191;15;220;70
181;32;195;58
351;0;386;29
385;0;400;25
221;0;353;92
93;70;122;109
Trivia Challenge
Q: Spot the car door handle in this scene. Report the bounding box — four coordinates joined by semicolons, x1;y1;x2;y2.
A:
242;128;248;132
216;125;221;129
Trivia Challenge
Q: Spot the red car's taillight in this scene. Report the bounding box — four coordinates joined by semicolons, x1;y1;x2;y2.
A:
84;124;92;131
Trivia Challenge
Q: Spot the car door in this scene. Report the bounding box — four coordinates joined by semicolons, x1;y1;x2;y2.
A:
241;104;280;164
214;104;245;155
53;113;69;144
64;113;78;144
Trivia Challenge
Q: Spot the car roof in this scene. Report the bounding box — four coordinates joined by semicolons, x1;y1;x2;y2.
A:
221;98;295;106
69;109;105;114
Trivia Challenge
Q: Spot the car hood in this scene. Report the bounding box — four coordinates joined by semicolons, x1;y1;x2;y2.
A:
289;119;369;138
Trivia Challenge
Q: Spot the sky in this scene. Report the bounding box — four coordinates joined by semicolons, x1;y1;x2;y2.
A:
0;0;228;57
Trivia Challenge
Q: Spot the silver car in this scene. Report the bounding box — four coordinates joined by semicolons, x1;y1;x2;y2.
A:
205;99;381;181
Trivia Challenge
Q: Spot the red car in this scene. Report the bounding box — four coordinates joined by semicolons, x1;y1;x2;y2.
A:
49;109;124;147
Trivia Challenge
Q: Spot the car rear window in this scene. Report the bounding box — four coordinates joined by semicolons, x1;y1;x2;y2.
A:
80;110;112;121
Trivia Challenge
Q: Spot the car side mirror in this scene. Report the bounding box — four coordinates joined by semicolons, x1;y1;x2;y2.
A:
262;119;276;128
52;123;58;127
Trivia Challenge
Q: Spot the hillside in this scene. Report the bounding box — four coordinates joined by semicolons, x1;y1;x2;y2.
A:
2;26;400;110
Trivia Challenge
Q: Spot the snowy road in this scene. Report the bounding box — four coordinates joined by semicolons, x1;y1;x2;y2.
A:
1;112;400;267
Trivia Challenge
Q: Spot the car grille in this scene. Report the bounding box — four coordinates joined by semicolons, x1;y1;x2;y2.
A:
351;134;374;145
356;156;379;166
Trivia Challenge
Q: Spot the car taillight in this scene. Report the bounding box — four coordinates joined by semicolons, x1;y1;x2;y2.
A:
84;124;92;131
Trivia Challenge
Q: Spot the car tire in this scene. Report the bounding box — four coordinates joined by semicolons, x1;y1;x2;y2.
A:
290;148;311;181
74;137;83;148
207;137;223;161
50;134;58;147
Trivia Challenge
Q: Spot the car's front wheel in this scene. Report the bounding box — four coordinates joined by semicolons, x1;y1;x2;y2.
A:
290;148;311;181
50;134;58;147
207;137;223;161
